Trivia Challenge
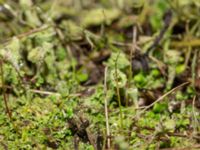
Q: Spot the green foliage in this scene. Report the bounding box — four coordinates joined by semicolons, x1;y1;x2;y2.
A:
0;0;199;149
60;20;83;41
110;69;127;88
106;52;130;70
114;136;129;150
149;0;169;31
153;102;168;113
81;8;121;27
133;69;164;89
133;72;147;87
0;95;75;149
76;68;89;83
176;64;185;74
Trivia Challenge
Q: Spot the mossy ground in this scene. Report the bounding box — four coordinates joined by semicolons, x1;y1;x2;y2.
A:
0;0;200;149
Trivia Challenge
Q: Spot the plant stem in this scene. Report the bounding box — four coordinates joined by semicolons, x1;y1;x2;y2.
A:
0;60;12;119
104;67;111;148
114;52;123;130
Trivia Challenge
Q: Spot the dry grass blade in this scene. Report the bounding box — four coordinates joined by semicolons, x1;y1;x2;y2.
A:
171;39;200;48
137;82;190;116
104;66;111;149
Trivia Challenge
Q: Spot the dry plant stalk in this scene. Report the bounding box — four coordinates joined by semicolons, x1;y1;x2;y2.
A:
104;66;111;149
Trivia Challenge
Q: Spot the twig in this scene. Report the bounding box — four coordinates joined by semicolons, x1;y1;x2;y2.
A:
111;41;132;47
149;55;167;76
160;144;200;150
28;89;61;96
104;66;111;149
146;9;173;54
1;25;51;46
137;82;190;116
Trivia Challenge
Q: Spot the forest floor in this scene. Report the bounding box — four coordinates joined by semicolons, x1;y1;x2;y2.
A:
1;0;200;149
